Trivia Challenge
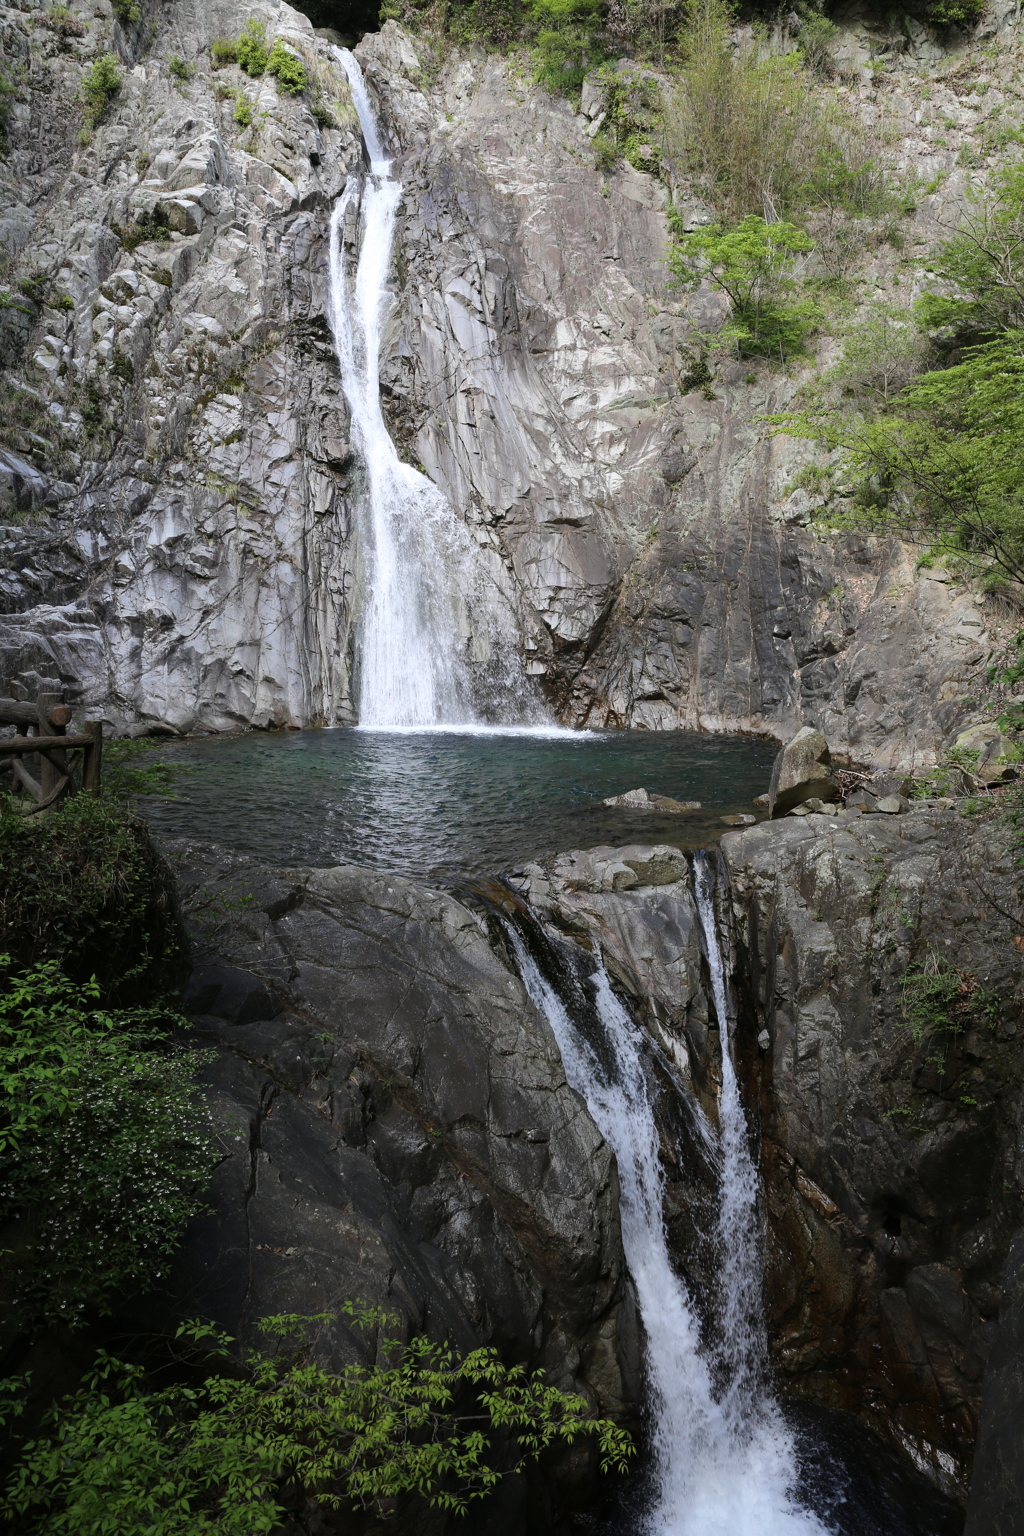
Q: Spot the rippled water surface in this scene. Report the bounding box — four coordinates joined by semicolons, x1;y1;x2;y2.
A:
140;726;777;882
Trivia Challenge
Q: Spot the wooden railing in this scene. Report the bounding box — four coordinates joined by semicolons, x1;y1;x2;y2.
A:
0;692;103;814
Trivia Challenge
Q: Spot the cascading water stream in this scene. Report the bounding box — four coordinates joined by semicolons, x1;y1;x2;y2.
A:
505;862;833;1536
327;51;542;730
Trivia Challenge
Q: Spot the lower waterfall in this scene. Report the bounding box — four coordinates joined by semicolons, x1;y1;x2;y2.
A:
504;851;832;1536
327;50;543;730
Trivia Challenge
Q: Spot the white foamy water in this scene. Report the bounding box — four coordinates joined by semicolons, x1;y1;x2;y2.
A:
508;870;831;1536
327;50;542;730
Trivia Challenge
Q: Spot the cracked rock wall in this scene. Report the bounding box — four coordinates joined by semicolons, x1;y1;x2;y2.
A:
0;2;1013;758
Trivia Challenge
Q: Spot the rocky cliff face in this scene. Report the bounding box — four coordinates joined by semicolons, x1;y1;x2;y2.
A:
0;1;1014;761
722;806;1024;1503
141;840;640;1522
510;805;1024;1513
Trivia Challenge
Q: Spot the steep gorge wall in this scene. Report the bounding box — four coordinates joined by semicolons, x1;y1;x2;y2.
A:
0;2;1011;760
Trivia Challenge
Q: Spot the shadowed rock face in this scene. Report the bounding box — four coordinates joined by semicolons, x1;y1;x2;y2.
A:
722;808;1024;1503
511;815;1024;1515
0;8;1004;760
159;843;639;1448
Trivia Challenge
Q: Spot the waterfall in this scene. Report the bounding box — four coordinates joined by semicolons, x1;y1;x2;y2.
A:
505;861;832;1536
327;50;543;731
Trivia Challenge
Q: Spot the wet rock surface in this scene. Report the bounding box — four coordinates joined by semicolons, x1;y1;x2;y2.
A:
721;808;1024;1502
153;840;640;1505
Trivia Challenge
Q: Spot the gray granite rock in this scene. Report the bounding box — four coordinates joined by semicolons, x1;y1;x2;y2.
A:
158;839;638;1452
0;10;1009;761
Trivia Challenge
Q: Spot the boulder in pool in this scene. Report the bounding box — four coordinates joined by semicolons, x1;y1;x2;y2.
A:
603;787;701;813
768;727;838;818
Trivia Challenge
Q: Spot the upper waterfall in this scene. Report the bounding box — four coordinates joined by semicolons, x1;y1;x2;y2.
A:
327;50;545;732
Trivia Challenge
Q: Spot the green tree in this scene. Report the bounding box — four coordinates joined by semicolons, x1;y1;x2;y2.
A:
915;163;1024;342
531;0;605;95
1;1311;634;1534
669;214;817;358
0;958;216;1327
785;166;1024;583
843;333;1024;583
236;19;268;76
81;54;121;127
266;40;307;94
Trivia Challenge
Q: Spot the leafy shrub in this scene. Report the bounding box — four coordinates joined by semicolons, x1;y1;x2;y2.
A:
169;54;194;82
0;796;185;1002
236;19;268;77
233;92;254;126
796;13;838;76
670;215;818;360
210;35;238;66
0;959;215;1329
266;39;306;94
0;60;16;146
927;0;985;28
666;0;896;226
1;1309;633;1531
81;53;121;127
531;0;605;96
111;345;134;383
915;163;1024;343
901;955;997;1043
111;0;141;24
112;203;173;249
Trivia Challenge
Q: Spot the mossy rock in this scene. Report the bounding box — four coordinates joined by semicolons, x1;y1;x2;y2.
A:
0;797;187;1003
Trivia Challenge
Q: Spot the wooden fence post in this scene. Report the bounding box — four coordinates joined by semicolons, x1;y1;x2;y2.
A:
82;721;103;795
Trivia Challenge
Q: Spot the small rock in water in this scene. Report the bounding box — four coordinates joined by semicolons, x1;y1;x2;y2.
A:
721;813;756;826
602;787;701;813
752;792;770;807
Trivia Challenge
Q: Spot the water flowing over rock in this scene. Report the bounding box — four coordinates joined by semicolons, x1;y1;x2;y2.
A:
0;4;1006;758
504;880;829;1535
327;49;541;727
156;842;638;1466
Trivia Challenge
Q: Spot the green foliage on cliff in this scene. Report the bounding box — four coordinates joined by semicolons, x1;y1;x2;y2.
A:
670;215;817;358
532;0;605;93
1;1310;633;1533
81;54;121;127
0;958;216;1328
236;19;269;76
901;956;998;1044
0;796;185;1002
778;163;1024;585
266;39;308;94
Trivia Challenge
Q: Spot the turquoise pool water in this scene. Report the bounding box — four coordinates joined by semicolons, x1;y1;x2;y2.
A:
139;726;777;883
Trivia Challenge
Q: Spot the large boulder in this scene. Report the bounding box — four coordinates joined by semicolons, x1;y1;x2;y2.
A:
767;726;838;818
955;723;1022;785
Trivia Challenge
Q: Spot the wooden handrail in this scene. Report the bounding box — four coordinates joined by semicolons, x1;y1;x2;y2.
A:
0;701;72;729
0;733;96;755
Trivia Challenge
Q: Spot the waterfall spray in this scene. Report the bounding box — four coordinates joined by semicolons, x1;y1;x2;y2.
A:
327;50;541;730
